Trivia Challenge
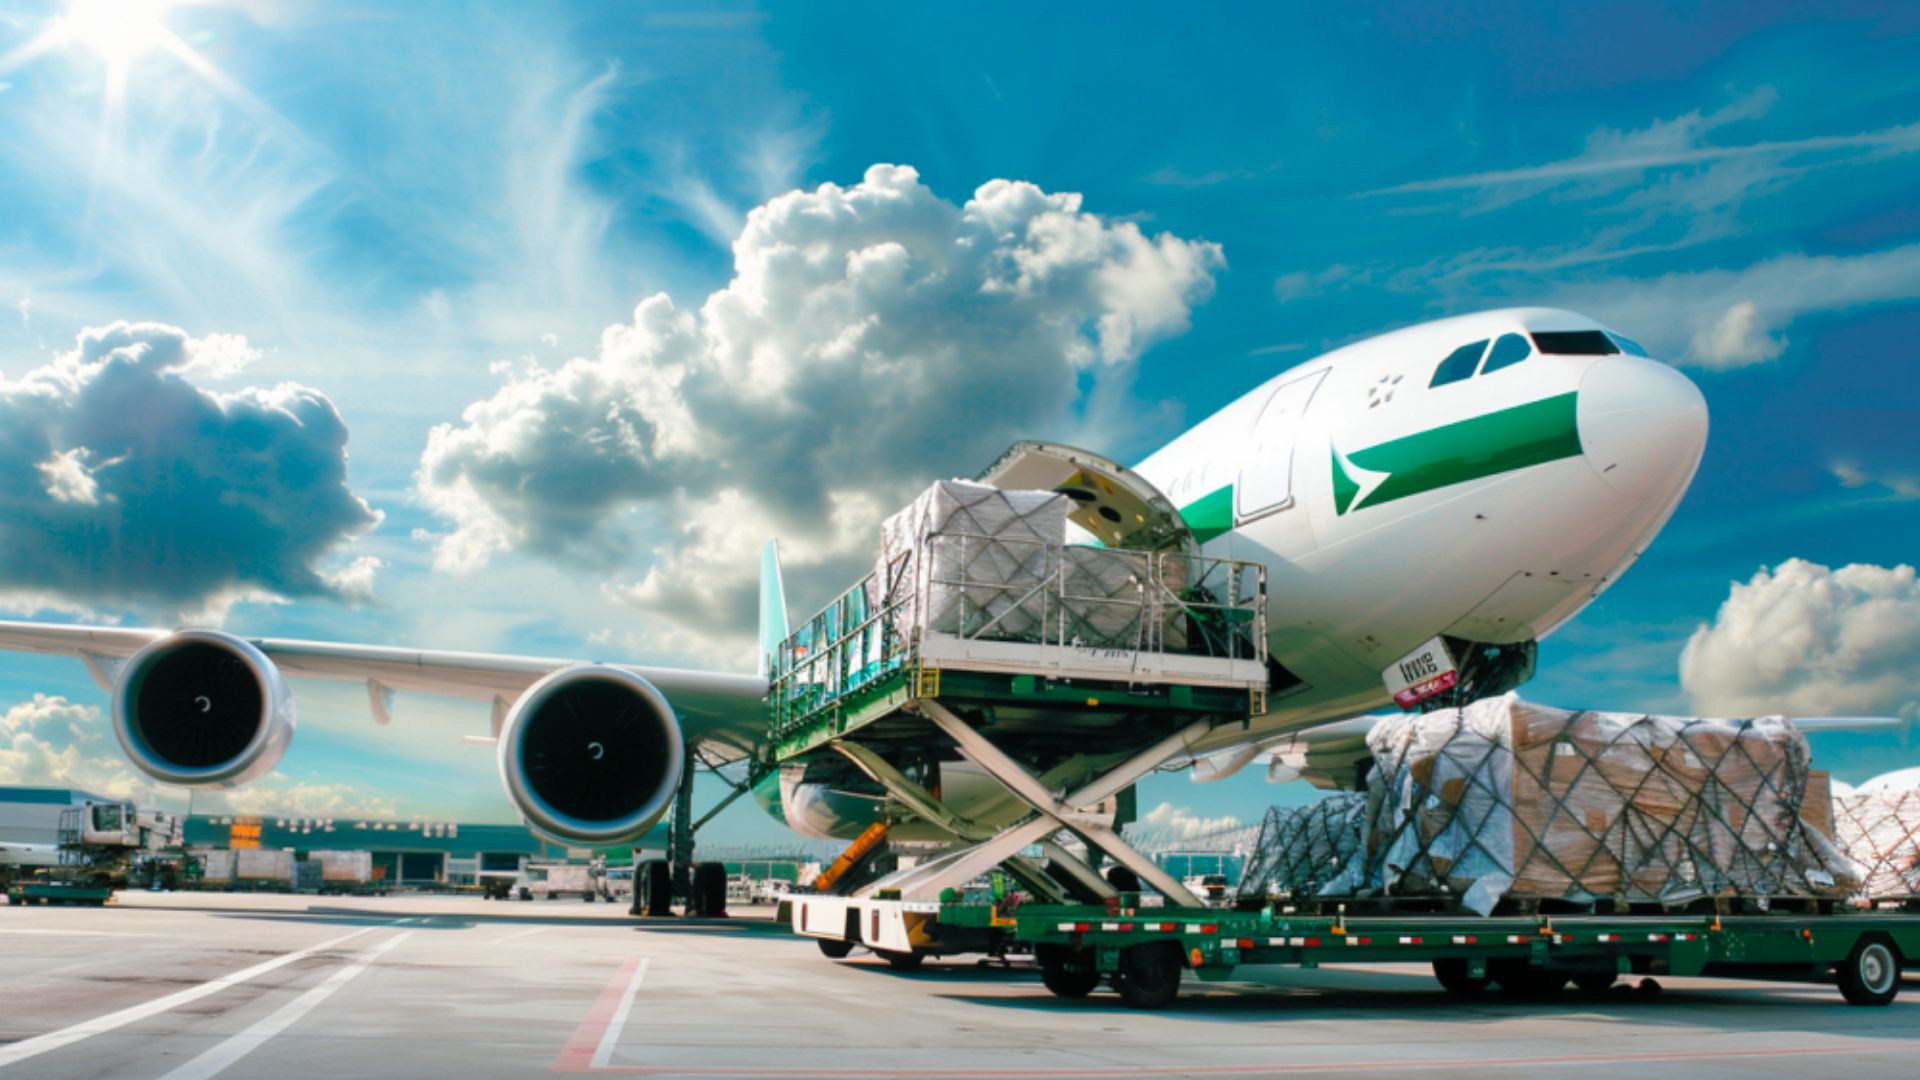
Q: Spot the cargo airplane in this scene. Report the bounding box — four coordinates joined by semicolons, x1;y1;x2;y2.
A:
0;308;1715;859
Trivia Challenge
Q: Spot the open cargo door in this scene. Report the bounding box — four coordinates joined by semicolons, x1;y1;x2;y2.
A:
977;441;1196;555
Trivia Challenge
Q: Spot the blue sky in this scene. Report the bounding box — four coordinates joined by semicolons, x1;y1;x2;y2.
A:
1;1;1918;844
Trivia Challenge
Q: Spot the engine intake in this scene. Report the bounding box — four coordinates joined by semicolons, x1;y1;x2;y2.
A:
112;630;296;788
497;666;685;845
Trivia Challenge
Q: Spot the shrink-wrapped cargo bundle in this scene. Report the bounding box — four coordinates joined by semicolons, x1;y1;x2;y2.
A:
1238;793;1366;900
1834;789;1920;900
1351;694;1855;914
235;847;295;883
195;848;234;884
308;849;374;885
873;481;1068;642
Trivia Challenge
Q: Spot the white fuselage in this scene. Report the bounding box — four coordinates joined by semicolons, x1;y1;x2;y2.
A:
1136;306;1707;756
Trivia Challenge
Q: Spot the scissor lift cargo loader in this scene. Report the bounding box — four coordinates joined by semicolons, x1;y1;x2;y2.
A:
768;476;1270;963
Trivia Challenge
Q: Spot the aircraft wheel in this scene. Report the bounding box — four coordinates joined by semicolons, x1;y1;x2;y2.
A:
817;937;855;960
1838;936;1901;1006
1432;958;1490;995
637;860;674;917
1036;945;1100;999
881;950;925;972
692;863;729;917
1572;970;1618;992
1113;942;1183;1009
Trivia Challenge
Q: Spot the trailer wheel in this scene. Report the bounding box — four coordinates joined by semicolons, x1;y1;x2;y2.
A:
1572;970;1618;992
1837;936;1900;1007
1104;867;1143;894
817;938;854;960
881;950;925;972
1113;941;1183;1009
1489;959;1568;995
1037;945;1100;999
1432;958;1489;995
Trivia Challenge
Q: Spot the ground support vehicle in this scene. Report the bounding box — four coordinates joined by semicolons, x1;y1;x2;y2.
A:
795;897;1920;1009
5;881;115;906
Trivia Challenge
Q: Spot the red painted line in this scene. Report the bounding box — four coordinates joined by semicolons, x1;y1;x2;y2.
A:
558;1038;1920;1077
551;958;645;1074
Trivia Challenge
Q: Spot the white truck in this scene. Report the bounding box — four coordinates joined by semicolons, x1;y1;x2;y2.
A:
516;860;609;902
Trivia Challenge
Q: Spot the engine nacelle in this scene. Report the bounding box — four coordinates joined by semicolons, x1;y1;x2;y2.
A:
497;665;685;845
111;630;297;788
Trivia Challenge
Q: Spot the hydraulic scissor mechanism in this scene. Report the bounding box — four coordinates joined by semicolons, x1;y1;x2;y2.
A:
832;700;1217;908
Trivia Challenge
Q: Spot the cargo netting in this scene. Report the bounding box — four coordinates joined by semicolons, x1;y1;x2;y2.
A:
1835;789;1920;900
1269;695;1859;915
1237;793;1365;901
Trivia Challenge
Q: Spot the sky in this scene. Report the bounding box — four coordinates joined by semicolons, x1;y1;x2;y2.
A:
1;0;1918;847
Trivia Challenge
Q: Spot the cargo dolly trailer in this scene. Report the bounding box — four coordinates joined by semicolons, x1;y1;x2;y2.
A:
797;897;1920;1009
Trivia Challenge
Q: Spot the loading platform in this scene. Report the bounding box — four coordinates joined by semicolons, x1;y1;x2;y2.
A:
767;529;1270;908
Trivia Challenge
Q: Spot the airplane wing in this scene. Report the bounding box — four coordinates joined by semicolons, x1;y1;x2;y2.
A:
0;619;768;757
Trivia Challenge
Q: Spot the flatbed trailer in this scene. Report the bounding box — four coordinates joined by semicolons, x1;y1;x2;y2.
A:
791;896;1920;1010
6;881;114;907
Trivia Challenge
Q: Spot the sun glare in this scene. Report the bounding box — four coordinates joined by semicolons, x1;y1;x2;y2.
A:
62;0;172;67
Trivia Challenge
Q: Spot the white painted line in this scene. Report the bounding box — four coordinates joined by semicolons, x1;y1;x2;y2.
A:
0;929;164;938
590;958;650;1070
157;931;414;1080
0;924;387;1071
492;926;549;944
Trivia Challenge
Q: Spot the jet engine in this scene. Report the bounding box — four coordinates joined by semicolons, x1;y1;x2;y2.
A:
496;665;685;845
111;630;297;788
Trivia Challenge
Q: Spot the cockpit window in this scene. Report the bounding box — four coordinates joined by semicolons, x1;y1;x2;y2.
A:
1430;339;1487;387
1607;332;1650;357
1479;333;1532;375
1531;330;1619;355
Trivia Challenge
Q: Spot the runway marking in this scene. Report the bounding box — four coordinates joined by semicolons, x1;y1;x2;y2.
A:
0;929;164;938
551;1037;1920;1076
156;931;414;1080
492;926;550;944
0;923;389;1072
550;958;648;1073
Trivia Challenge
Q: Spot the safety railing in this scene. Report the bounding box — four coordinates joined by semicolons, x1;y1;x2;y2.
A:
768;534;1266;741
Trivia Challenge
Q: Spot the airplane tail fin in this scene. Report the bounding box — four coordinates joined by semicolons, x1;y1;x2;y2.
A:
758;539;789;679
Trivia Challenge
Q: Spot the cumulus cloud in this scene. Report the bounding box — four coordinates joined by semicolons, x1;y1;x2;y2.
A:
1680;559;1920;720
1130;802;1245;843
1830;462;1920;501
0;322;382;618
0;693;397;819
419;164;1223;640
1558;243;1920;369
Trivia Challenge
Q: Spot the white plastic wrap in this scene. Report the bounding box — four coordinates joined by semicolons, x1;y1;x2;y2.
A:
308;849;373;884
1238;793;1367;900
235;847;295;882
874;480;1069;642
1346;694;1855;914
1835;789;1920;899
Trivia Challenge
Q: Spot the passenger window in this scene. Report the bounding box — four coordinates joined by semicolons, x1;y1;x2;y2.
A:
1479;333;1531;374
1429;340;1487;387
1608;332;1650;357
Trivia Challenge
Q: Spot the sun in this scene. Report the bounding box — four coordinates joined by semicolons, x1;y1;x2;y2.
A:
61;0;175;67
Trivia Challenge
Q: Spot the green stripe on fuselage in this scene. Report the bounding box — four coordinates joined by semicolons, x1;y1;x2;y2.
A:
1341;391;1581;513
1180;484;1235;543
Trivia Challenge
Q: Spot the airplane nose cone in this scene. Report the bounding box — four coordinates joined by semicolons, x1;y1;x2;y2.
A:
1577;355;1709;499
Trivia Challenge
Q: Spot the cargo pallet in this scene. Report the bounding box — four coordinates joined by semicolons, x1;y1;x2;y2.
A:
790;896;1920;1009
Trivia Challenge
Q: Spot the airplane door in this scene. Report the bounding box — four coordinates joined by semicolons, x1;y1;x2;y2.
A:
1236;370;1326;522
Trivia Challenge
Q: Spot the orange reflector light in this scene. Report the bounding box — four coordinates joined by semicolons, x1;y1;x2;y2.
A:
1190;947;1204;966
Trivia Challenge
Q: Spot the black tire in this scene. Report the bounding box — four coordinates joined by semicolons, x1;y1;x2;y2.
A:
1837;936;1901;1006
1489;959;1569;995
1036;945;1100;999
1432;958;1490;995
881;950;926;971
1105;866;1143;894
692;863;729;917
817;937;855;960
1113;942;1183;1009
637;860;674;917
1572;970;1618;993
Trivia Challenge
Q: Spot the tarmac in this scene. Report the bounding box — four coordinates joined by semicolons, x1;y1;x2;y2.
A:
2;890;1917;1079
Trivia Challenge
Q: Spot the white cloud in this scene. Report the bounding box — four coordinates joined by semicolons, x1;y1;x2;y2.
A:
1558;243;1920;369
1831;462;1920;501
1133;801;1244;842
0;321;382;617
0;693;397;819
1680;559;1920;720
419;164;1223;640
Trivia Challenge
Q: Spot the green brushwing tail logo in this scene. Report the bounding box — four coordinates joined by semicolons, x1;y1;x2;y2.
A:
1332;393;1582;515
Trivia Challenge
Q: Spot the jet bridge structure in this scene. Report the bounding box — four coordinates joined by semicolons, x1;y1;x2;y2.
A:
769;446;1269;944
